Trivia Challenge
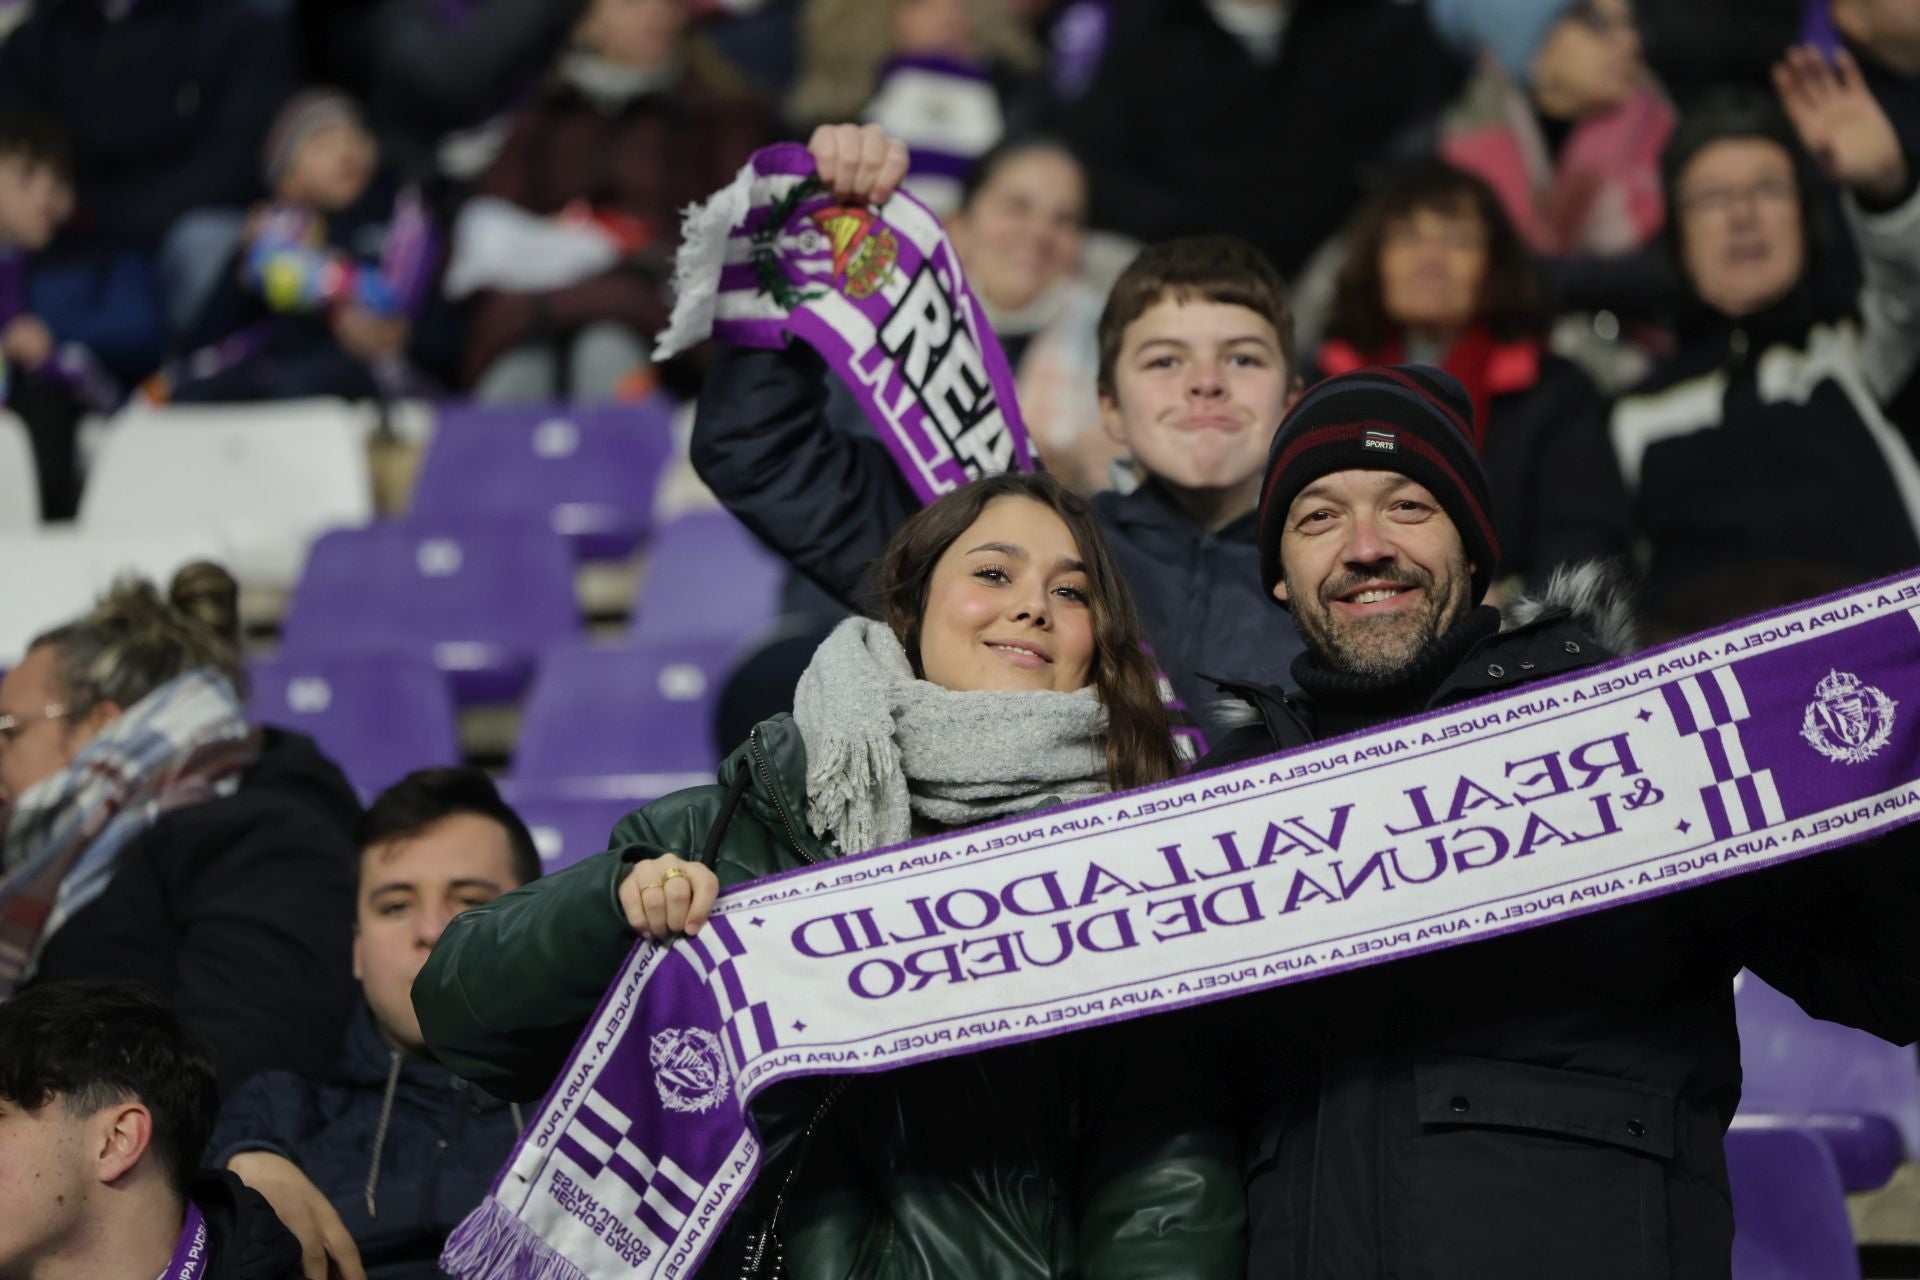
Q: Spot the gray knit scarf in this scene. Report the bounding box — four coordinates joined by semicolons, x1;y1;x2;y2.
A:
792;617;1109;856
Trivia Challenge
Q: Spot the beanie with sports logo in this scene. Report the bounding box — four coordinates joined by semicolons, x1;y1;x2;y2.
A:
1256;364;1500;607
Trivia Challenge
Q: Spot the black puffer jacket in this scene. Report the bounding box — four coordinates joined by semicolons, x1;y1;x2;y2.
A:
28;729;360;1094
210;1001;525;1280
1197;569;1920;1279
193;1169;306;1280
689;342;1305;746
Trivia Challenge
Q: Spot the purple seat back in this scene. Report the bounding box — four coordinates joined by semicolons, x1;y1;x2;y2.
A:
1727;1123;1862;1280
631;510;785;647
1735;969;1920;1189
281;522;579;703
410;400;676;559
511;637;741;801
507;792;641;874
249;653;460;800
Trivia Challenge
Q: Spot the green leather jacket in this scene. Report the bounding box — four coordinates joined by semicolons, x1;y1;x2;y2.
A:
414;715;1244;1279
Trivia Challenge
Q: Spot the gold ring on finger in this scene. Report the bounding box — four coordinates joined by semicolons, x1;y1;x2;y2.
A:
661;868;689;884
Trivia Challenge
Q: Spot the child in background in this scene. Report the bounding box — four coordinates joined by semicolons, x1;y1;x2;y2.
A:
155;90;440;403
0;114;117;521
451;0;770;402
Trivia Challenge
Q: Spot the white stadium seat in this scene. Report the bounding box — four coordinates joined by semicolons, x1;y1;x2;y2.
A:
79;400;375;587
0;410;40;531
0;528;230;665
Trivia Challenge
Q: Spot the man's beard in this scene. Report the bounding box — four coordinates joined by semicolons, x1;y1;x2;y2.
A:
1289;557;1472;679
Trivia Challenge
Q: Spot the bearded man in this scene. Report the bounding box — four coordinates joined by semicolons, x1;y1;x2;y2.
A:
1195;365;1920;1279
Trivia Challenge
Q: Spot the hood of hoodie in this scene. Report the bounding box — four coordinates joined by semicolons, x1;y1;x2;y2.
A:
1094;475;1260;548
191;1170;304;1280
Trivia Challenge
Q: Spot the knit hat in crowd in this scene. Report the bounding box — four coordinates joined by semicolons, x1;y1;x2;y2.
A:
1427;0;1580;85
1256;365;1500;608
262;88;363;189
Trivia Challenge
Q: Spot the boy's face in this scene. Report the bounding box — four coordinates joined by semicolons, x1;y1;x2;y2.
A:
0;1093;97;1271
354;814;522;1054
0;155;72;252
1099;296;1294;503
283;120;377;213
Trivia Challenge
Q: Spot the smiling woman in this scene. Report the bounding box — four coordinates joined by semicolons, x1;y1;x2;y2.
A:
412;472;1235;1280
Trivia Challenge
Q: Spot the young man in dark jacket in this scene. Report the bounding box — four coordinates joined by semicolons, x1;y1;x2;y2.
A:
691;123;1306;756
212;769;542;1280
1196;364;1920;1278
0;981;304;1280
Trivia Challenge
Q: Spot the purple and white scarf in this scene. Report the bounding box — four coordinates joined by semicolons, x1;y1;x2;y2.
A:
653;143;1034;502
446;573;1920;1279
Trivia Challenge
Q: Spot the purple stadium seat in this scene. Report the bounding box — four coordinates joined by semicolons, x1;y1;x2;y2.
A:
249;653;460;800
1727;1123;1862;1280
1735;969;1920;1191
631;510;786;647
506;791;641;874
280;523;578;703
510;637;743;802
409;400;677;560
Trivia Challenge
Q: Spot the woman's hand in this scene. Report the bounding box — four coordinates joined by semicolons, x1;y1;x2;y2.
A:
1775;45;1909;205
807;123;911;207
226;1150;366;1280
619;854;720;941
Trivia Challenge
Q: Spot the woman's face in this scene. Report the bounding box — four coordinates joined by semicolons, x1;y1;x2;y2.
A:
576;0;686;70
1378;202;1490;340
891;0;977;59
917;496;1097;694
949;147;1087;313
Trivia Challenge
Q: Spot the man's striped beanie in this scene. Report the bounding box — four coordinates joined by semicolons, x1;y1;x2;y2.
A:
1256;364;1500;607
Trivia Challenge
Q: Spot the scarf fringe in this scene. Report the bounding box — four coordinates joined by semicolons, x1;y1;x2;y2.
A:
441;1199;591;1280
653;156;762;360
804;722;900;856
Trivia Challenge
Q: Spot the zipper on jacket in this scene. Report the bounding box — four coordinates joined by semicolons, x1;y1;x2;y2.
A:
749;726;817;866
740;1078;851;1277
857;1216;896;1280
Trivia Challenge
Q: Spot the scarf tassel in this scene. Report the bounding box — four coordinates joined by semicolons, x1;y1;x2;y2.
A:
441;1199;592;1280
805;726;901;856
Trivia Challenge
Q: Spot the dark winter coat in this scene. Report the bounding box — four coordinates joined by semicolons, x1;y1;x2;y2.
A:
210;1001;526;1280
0;0;293;246
462;66;770;382
688;342;1305;746
415;714;1246;1279
193;1169;307;1280
1196;569;1920;1279
1038;0;1465;277
27;729;360;1095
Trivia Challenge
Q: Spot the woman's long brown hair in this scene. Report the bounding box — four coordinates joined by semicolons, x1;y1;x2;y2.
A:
869;471;1180;793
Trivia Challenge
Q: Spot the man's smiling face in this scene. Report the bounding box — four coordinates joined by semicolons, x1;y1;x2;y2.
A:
1276;468;1476;677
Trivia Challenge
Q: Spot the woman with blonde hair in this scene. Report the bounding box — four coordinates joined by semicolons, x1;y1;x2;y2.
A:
0;566;360;1093
417;472;1242;1278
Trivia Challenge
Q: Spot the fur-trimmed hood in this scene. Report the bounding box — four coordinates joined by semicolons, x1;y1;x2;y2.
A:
1499;559;1638;655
